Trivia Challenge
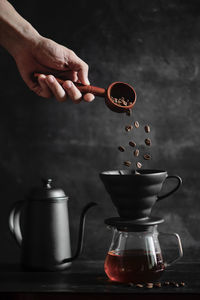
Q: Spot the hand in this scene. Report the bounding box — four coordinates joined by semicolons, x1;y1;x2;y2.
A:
14;36;95;103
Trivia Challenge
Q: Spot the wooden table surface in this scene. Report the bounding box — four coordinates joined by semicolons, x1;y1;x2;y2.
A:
0;260;199;299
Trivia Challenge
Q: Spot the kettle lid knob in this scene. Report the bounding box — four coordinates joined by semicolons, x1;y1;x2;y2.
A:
28;178;68;201
42;178;52;189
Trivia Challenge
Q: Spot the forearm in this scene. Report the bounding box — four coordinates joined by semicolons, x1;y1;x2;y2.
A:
0;0;40;57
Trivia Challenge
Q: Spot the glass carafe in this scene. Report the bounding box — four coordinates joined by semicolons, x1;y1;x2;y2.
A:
104;223;183;283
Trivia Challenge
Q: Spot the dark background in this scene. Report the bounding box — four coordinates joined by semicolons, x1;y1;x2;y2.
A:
0;0;200;263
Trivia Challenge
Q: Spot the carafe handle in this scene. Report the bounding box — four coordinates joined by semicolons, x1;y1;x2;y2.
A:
157;175;182;201
8;201;24;246
159;232;183;267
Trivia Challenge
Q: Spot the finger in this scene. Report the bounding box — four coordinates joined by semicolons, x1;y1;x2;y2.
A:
83;93;95;102
77;63;90;86
62;80;82;103
45;75;67;102
68;51;90;85
22;73;51;98
56;70;78;82
38;74;53;98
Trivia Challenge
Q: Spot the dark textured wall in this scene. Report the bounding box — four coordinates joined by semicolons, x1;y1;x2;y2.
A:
0;0;200;263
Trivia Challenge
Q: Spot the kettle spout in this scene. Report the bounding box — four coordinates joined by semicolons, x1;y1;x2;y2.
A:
62;202;97;263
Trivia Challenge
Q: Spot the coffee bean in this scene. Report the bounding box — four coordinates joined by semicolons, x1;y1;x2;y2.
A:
145;138;151;146
143;154;151;160
121;99;127;106
170;282;179;287
180;282;185;287
118;146;125;152
174;283;179;287
134;121;139;128
111;96;132;107
136;162;142;168
134;149;139;157
144;125;150;133
129;141;136;147
136;284;143;288
117;99;122;105
128;282;134;287
154;282;161;288
125;125;133;132
170;281;177;287
146;283;153;289
124;161;131;167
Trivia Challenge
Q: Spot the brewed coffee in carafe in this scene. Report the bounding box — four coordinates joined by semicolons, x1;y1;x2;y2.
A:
104;218;183;284
104;225;165;283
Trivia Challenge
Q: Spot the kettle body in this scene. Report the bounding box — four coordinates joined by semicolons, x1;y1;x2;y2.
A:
22;197;72;271
9;179;96;271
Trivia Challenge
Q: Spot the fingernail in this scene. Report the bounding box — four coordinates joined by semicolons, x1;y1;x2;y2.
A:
39;74;46;80
47;76;54;83
64;81;72;89
85;78;90;85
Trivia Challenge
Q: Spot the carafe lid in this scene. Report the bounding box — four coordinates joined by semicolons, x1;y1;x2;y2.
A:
28;179;68;201
105;216;164;232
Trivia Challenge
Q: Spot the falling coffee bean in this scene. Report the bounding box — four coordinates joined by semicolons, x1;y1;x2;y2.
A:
118;146;125;152
134;149;140;157
124;161;131;167
143;154;151;160
125;125;133;132
129;141;136;147
145;138;151;146
144;125;150;133
136;162;142;168
126;109;132;116
134;121;139;128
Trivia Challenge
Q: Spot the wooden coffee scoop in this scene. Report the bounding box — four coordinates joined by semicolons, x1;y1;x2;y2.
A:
34;73;136;113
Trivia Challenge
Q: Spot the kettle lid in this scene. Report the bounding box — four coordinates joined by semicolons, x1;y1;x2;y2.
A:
29;179;68;201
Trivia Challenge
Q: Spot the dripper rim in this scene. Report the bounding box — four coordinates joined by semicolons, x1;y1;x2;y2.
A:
100;169;167;176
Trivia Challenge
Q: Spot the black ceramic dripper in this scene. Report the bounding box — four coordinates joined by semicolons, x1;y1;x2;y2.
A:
100;169;182;220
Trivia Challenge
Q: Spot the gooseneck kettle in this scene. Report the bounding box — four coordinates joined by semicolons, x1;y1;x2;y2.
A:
8;179;96;271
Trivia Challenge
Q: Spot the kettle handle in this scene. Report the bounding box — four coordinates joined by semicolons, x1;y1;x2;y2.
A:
8;201;24;246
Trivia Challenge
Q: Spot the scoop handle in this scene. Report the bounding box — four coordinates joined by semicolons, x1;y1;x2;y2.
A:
34;73;106;97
